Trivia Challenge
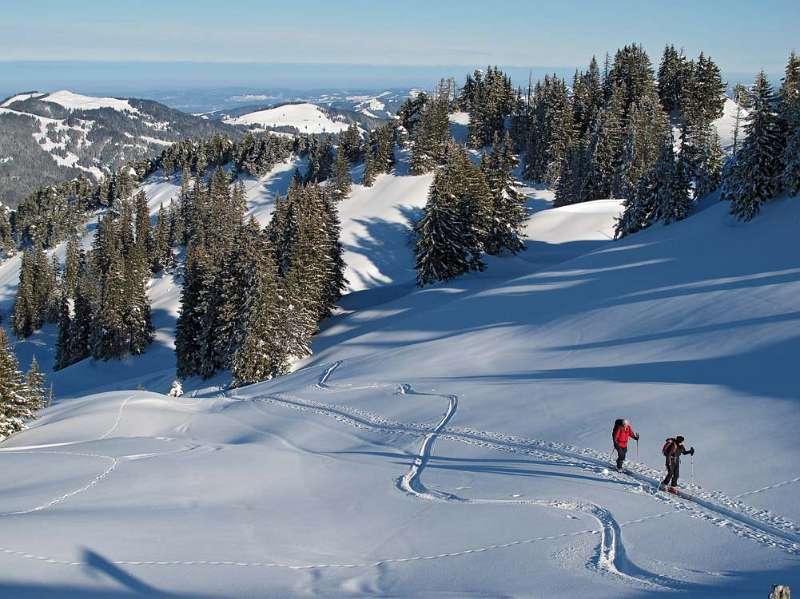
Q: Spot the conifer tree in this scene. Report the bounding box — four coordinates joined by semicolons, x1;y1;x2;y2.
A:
415;183;469;286
231;238;288;386
339;123;363;163
657;44;687;114
414;145;488;285
779;52;800;194
482;132;526;255
24;356;46;412
727;72;784;220
331;147;353;201
410;80;452;174
362;131;378;186
0;329;35;438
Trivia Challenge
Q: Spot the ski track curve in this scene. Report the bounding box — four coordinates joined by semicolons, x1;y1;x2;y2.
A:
314;363;677;589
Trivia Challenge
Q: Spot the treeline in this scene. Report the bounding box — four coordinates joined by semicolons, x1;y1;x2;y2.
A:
447;46;799;239
5;131;295;257
175;171;346;385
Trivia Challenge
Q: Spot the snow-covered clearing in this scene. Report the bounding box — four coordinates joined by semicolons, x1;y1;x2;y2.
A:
225;102;350;134
0;151;798;596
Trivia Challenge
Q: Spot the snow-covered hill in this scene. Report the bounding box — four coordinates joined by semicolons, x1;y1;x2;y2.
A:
223;102;352;134
1;149;798;596
0;90;239;207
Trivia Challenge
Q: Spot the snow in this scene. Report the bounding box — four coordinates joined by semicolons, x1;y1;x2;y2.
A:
713;97;748;151
448;111;471;126
1;151;799;596
224;102;350;133
0;91;45;107
337;172;433;291
42;90;141;115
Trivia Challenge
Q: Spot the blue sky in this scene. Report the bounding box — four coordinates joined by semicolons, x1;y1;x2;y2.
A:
0;0;797;96
1;0;797;72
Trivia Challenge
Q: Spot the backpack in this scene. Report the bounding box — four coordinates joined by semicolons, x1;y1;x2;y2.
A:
613;418;624;437
662;438;675;457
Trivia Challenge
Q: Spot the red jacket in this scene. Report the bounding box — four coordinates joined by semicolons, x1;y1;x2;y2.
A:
613;424;638;448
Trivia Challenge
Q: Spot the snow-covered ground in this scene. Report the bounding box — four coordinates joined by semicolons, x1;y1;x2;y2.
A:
42;90;141;115
0;152;798;596
713;97;747;151
224;102;351;133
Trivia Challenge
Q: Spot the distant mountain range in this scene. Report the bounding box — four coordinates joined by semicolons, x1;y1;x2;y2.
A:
0;90;239;207
0;89;405;207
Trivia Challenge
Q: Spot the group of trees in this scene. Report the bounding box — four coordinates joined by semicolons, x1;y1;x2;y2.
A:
415;133;525;286
175;172;345;385
55;191;157;367
0;333;47;439
722;52;800;220
459;67;517;148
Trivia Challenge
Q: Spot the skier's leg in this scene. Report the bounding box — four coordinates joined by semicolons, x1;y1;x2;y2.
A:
616;445;627;470
671;462;680;487
662;461;672;486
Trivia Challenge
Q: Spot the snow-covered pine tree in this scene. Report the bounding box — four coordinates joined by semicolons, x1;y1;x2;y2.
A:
317;189;347;317
657;44;687;115
398;92;428;135
231;238;288;386
25;356;46;412
779;52;800;194
331;147;352;201
415;145;487;286
414;178;469;286
0;329;35;439
362;130;378;186
523;74;573;184
213;217;262;368
614;169;658;238
583;83;625;201
54;294;72;370
175;243;215;378
481;132;526;255
133;190;153;266
410;80;451;175
339;123;363;164
728;72;784;221
12;250;38;338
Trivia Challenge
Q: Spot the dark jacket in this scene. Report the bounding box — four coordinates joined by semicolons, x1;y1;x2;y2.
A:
665;441;692;465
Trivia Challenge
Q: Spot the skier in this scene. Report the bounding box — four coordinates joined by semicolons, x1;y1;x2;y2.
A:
612;419;639;471
661;435;695;493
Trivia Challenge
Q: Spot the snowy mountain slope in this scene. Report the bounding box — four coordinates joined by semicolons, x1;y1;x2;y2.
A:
0;90;239;207
223;102;352;134
1;189;798;596
42;90;142;115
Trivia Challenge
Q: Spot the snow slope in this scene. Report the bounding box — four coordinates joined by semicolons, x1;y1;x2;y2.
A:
1;153;799;596
43;90;141;115
224;102;351;133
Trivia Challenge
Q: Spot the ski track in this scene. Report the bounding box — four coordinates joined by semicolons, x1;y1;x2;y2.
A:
2;362;799;583
256;362;800;562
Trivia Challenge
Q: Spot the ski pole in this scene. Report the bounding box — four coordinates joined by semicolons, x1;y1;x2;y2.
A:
636;438;639;459
691;454;694;485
